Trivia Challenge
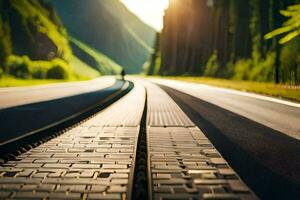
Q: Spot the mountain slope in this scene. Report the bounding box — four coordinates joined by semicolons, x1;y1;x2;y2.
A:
69;55;100;79
70;37;122;75
100;0;155;48
51;0;156;73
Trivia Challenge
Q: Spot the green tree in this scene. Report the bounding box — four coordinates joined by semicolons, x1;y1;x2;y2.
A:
204;51;220;77
229;0;252;62
147;33;160;75
0;0;12;70
265;3;300;84
265;4;300;44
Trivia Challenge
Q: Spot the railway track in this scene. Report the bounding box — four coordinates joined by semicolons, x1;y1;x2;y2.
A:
0;80;257;199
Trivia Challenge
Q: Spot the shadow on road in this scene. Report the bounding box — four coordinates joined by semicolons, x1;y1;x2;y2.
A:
0;80;125;144
159;84;300;200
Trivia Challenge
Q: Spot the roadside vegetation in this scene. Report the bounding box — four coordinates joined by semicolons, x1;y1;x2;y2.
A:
156;76;300;103
0;76;69;87
2;55;74;80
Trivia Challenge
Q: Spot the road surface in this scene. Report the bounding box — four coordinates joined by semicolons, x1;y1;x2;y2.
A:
0;77;115;109
0;78;125;144
150;78;300;140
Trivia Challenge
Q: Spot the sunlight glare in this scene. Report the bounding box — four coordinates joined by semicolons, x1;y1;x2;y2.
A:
121;0;169;31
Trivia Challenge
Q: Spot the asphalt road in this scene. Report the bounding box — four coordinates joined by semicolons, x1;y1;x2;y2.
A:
151;79;300;199
151;78;300;140
0;77;115;109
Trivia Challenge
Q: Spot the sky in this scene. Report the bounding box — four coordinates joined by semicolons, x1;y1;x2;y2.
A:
121;0;169;31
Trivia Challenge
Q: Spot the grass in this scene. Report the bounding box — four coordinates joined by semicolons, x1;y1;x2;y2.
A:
155;76;300;103
0;77;71;87
0;56;100;87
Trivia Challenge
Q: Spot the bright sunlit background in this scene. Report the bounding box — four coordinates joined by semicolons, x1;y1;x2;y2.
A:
121;0;169;31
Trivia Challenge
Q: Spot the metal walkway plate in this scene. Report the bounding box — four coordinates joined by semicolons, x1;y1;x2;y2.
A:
145;82;194;127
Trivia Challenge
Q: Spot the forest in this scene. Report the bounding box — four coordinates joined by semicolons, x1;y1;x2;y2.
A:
147;0;300;85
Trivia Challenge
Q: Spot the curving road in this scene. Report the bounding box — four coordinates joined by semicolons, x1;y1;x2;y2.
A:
0;77;125;144
0;77;116;109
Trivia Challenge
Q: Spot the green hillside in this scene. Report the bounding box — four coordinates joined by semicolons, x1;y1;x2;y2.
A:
69;56;100;79
51;0;156;73
3;0;71;61
0;0;72;80
70;37;122;75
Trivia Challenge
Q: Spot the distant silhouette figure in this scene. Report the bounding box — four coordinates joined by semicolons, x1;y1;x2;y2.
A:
121;68;125;81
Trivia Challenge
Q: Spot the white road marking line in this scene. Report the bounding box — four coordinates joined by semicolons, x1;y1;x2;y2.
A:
150;78;300;108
